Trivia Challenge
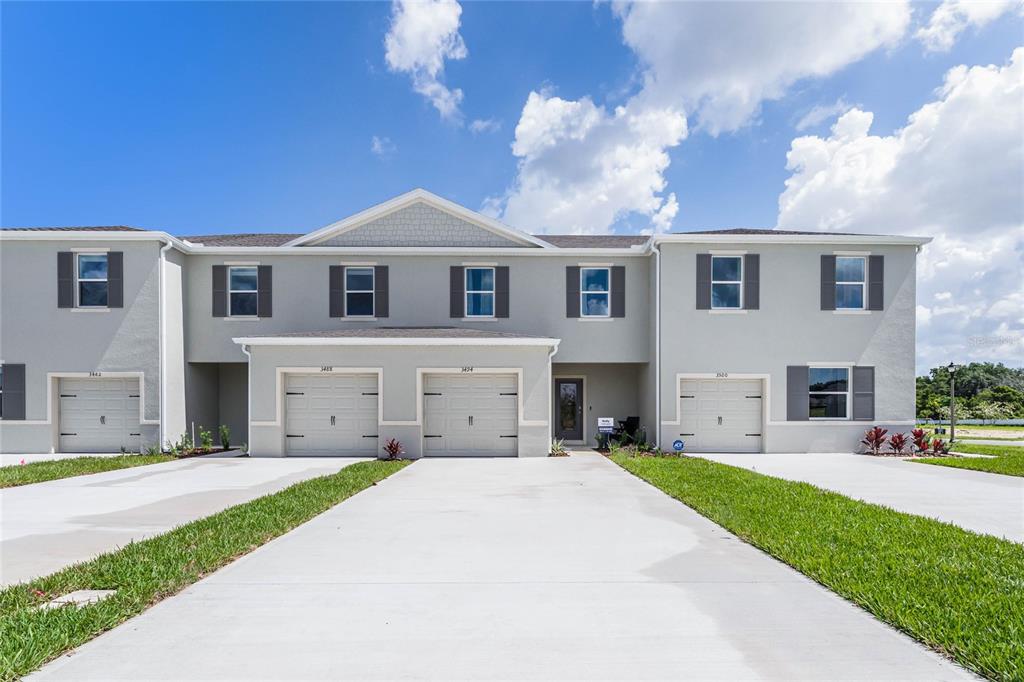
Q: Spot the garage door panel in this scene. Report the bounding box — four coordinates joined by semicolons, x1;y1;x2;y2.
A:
679;378;762;453
59;378;142;453
285;373;378;456
423;374;518;457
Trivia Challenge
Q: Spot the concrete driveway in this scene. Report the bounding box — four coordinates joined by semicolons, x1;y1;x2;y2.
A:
1;457;363;586
699;452;1024;543
33;455;969;681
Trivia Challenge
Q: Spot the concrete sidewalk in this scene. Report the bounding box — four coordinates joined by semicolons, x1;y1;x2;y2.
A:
699;452;1024;543
32;455;969;681
1;457;363;586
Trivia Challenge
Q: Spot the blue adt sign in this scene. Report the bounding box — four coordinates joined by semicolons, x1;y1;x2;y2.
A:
672;439;685;452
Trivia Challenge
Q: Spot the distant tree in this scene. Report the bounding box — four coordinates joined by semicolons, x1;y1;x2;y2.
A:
916;362;1024;419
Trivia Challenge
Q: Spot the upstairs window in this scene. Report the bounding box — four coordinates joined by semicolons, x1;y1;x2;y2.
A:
77;254;109;307
465;267;495;317
580;267;610;317
809;367;849;419
228;266;258;317
835;257;865;309
345;267;375;317
711;256;742;309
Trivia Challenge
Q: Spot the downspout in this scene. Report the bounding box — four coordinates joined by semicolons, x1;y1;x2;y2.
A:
547;340;560;450
158;238;173;450
653;240;662;450
240;344;252;455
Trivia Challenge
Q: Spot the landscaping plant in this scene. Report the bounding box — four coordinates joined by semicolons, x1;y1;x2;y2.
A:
219;424;231;450
549;438;568;457
381;438;404;460
930;438;949;455
198;426;214;453
860;426;888;455
911;428;930;454
888;432;908;455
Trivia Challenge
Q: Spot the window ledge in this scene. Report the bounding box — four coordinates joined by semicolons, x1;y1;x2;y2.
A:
708;309;747;315
70;307;111;313
462;317;498;322
833;309;872;315
224;316;261;321
578;316;613;322
340;317;378;322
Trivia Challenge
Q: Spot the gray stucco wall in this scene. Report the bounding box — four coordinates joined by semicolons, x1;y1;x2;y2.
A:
313;204;530;248
552;363;643;446
184;254;650;364
0;240;162;453
657;241;918;452
246;344;552;458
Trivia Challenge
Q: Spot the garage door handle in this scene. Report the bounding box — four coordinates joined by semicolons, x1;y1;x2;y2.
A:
717;416;722;425
468;415;473;426
285;434;305;438
424;434;443;438
499;435;518;438
330;415;336;426
100;416;106;425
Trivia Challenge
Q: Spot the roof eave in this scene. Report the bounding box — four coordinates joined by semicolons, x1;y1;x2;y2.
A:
652;234;932;246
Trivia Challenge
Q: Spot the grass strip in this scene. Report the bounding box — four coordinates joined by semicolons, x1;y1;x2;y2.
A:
612;453;1024;681
0;459;408;680
0;454;177;488
915;443;1024;478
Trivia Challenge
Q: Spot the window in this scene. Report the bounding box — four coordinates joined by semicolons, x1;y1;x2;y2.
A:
809;367;849;419
77;254;109;307
711;256;742;309
580;267;610;317
835;256;865;309
465;267;495;317
228;266;258;316
343;267;375;317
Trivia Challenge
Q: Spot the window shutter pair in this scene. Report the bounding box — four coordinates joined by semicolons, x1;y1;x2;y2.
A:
329;266;389;317
820;255;884;310
696;254;759;310
450;266;509;318
785;365;875;421
212;265;273;317
1;363;26;420
565;266;625;317
57;252;123;308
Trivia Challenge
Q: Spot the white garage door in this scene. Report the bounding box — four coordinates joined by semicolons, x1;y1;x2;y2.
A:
423;374;518;457
679;378;763;453
285;373;379;456
59;378;142;453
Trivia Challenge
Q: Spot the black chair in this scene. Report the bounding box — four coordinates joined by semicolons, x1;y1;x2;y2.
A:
613;416;640;443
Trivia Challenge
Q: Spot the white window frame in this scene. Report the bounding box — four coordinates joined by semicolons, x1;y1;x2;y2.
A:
344;266;376;318
808;366;850;420
76;253;109;308
228;265;259;318
835;256;866;310
580;267;611;318
711;255;743;310
465;266;496;318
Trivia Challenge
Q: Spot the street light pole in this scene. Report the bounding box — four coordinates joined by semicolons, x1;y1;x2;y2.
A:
947;362;958;444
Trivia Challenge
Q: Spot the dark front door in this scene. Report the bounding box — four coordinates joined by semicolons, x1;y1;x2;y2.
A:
555;378;584;441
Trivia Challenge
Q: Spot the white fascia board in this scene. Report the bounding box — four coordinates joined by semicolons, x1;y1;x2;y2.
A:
186;245;647;257
283;188;553;249
232;336;561;347
653;234;932;246
0;231;191;250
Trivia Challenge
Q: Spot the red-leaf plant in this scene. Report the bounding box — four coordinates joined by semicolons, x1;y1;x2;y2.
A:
911;428;930;454
889;432;908;455
931;438;949;456
382;438;405;460
861;426;888;455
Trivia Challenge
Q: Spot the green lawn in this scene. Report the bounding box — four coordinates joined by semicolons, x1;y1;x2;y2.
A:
0;459;408;681
0;454;176;488
915;443;1024;478
612;452;1024;681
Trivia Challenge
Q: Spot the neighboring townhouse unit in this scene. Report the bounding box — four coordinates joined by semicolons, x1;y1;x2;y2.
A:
0;189;929;457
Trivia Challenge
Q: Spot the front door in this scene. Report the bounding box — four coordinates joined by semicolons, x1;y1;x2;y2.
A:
555;379;584;441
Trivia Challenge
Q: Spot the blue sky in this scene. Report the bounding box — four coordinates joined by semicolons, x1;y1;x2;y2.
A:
2;1;1022;370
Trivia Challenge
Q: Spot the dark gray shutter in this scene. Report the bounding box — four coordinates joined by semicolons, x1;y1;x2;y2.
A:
329;266;345;317
1;363;26;420
212;265;227;317
107;251;124;308
868;255;884;311
495;266;509;318
786;366;809;421
58;252;74;308
820;255;836;311
852;366;875;420
375;266;389;318
696;254;711;310
257;266;272;318
743;254;759;310
450;266;464;318
611;266;625;318
565;266;580;318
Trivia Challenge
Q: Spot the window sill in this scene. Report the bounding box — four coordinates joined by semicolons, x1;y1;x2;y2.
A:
708;309;747;315
832;309;872;315
70;307;111;313
340;317;378;321
578;316;613;322
224;316;261;321
462;317;498;322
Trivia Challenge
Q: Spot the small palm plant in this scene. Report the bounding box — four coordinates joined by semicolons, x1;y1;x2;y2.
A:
860;426;888;455
889;432;908;455
382;438;404;460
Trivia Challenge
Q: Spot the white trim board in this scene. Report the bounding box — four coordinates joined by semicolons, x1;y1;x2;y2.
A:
232;336;560;347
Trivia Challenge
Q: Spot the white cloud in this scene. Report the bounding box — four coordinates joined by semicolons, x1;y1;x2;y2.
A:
370;135;396;158
916;0;1022;52
469;118;501;134
778;48;1024;371
491;2;911;235
795;97;854;131
384;0;467;121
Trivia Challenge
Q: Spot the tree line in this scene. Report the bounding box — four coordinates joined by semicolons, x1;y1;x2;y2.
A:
917;362;1024;420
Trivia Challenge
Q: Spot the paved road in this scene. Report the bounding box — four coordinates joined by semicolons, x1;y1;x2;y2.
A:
1;457;362;586
33;455;969;681
700;452;1024;543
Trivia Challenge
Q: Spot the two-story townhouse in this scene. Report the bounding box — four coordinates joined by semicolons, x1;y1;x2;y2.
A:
0;189;928;457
